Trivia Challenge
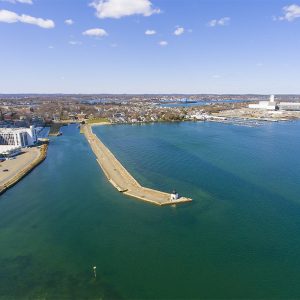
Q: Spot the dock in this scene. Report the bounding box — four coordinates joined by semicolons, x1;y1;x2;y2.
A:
83;125;192;206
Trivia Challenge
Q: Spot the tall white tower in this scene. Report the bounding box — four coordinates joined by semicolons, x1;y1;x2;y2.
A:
270;95;275;103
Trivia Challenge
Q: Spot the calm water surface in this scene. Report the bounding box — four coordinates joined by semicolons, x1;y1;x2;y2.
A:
0;122;300;299
160;99;251;108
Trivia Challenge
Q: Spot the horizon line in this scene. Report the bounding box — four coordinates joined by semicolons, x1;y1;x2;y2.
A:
1;93;300;96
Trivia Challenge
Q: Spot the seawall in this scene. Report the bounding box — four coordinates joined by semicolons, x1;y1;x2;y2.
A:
83;124;192;206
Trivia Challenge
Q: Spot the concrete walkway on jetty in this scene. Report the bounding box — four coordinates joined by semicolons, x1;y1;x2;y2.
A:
83;124;192;206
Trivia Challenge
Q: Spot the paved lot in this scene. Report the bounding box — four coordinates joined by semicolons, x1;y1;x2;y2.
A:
0;148;40;186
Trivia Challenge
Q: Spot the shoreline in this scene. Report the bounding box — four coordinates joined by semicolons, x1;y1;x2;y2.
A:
84;115;300;128
0;144;48;195
83;124;192;206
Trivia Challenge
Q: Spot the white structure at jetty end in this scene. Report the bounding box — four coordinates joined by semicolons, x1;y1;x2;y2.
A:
170;190;179;202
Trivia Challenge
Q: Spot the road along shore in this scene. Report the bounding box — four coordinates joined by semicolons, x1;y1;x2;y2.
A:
83;124;192;206
0;144;48;195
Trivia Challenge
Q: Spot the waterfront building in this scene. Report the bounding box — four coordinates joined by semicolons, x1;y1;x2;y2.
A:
0;126;38;147
0;145;22;158
279;102;300;111
249;95;278;110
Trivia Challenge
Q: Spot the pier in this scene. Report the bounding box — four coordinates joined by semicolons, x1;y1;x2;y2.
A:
83;125;192;206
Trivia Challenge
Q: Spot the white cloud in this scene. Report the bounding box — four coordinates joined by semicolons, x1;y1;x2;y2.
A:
69;41;82;45
174;26;184;36
277;4;300;21
0;9;55;28
145;29;156;35
212;74;221;79
208;17;230;27
82;28;108;37
159;40;168;46
89;0;161;19
65;19;74;25
0;0;33;4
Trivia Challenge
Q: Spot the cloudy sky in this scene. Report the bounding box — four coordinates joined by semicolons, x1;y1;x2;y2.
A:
0;0;300;94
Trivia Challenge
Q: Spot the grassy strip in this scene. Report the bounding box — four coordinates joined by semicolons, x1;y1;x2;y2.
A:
86;118;109;124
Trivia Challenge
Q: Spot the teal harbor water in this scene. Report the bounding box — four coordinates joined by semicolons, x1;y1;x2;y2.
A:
0;121;300;299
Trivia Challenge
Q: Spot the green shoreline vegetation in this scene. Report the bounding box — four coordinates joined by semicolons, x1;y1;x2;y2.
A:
86;117;110;124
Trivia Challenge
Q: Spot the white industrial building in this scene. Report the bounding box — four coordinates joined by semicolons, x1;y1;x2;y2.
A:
279;102;300;111
249;95;278;110
0;126;38;157
0;126;38;147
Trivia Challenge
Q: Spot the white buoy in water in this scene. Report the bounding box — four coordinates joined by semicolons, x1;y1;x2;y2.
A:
93;266;97;278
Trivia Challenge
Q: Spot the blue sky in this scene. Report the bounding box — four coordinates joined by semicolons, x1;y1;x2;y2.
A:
0;0;300;94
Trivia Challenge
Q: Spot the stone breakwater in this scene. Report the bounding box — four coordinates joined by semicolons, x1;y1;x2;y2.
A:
83;124;192;206
0;144;48;195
